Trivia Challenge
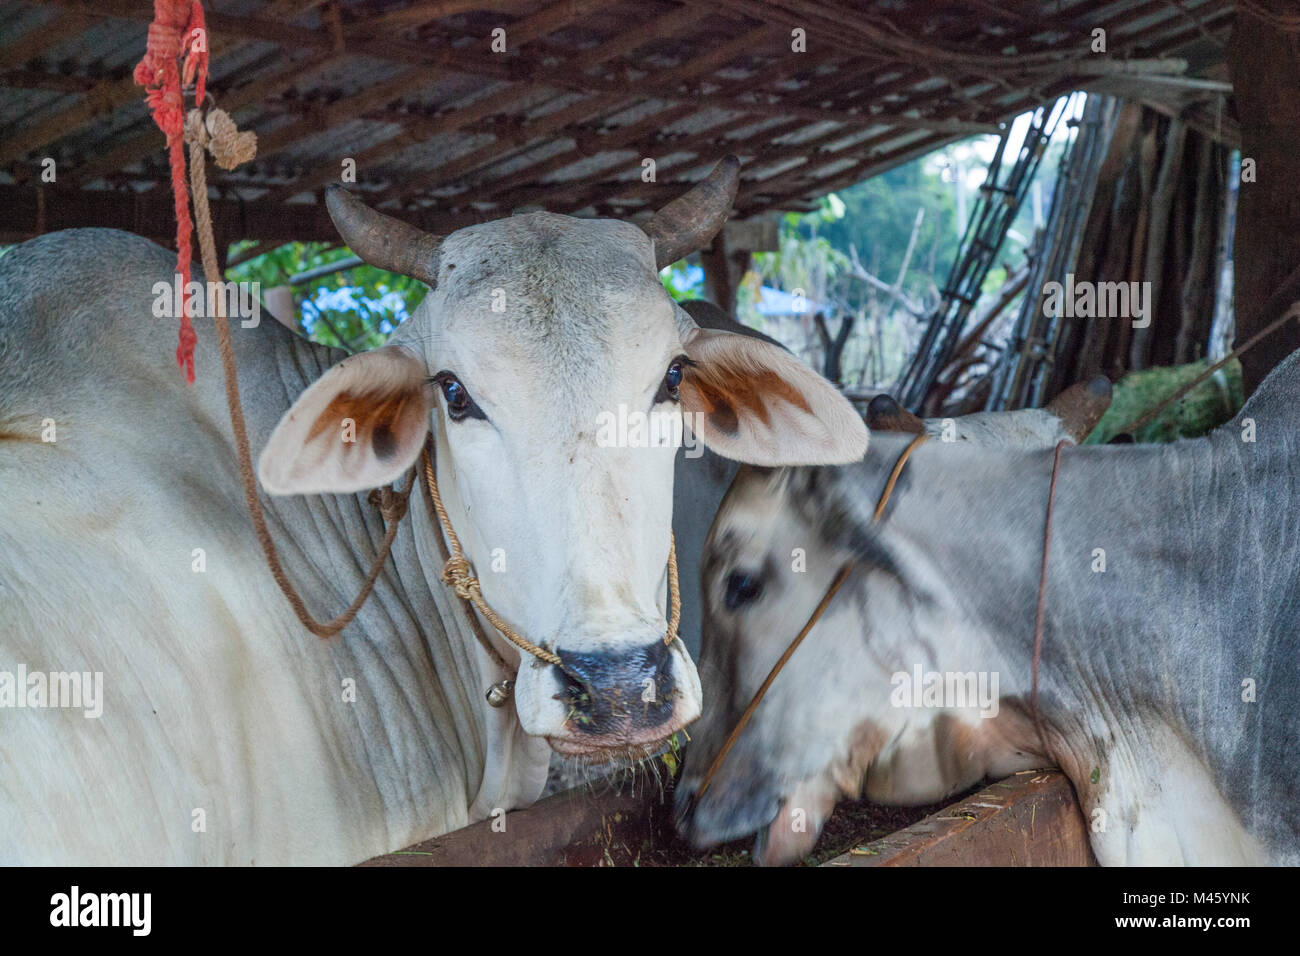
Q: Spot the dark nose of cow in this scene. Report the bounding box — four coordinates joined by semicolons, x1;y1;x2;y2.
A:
554;640;676;736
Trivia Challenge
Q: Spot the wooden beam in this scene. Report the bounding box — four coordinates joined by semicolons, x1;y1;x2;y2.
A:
258;7;711;203
15;0;341;177
0;9;92;72
359;0;522;34
377;30;958;213
402;43;976;218
72;50;353;185
1;69;96;94
372;22;788;205
360;784;657;867
1228;0;1300;394
253;0;598;164
0;72;141;165
821;771;1094;867
0;182;485;244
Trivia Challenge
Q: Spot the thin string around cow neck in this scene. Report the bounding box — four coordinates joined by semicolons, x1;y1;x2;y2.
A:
695;432;928;800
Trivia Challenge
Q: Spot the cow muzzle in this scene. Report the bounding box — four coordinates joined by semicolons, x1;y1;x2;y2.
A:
515;636;702;761
676;768;839;866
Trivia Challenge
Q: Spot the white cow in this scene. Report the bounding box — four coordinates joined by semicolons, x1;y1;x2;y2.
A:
0;159;865;864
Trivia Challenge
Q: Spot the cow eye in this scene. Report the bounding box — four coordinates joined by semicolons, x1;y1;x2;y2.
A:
655;357;687;404
725;571;764;610
433;371;484;422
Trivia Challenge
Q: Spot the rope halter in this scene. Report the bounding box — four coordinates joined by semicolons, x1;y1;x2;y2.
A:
421;444;683;704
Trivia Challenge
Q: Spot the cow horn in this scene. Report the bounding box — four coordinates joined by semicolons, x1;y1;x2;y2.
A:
324;185;444;287
1045;375;1113;442
641;156;741;270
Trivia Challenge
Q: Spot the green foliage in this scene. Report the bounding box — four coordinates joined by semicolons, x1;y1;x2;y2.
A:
746;200;853;324
1086;359;1244;444
817;160;963;301
660;260;704;302
738;146;987;384
226;241;425;351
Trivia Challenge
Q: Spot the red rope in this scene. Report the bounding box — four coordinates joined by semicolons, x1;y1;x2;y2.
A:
133;0;209;384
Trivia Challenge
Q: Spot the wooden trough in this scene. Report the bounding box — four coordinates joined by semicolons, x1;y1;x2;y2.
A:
363;770;1094;867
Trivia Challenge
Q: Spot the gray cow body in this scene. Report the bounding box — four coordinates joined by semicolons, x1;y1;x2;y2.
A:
0;229;521;863
683;353;1300;865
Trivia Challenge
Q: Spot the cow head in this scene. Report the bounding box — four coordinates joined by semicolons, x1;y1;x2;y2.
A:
257;158;867;763
676;383;1110;862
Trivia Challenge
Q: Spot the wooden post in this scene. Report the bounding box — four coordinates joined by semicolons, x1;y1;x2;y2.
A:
700;231;753;318
813;310;855;385
1229;3;1300;395
1129;116;1186;370
1177;136;1220;364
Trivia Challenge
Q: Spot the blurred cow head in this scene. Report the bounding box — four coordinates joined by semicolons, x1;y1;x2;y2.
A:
677;381;1111;860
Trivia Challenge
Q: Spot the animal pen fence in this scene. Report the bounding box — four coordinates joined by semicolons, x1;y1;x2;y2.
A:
2;0;1283;867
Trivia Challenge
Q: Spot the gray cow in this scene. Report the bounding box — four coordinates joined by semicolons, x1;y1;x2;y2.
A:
679;357;1299;865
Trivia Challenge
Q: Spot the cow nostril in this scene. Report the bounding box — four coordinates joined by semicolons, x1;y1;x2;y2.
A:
551;642;678;736
557;668;598;727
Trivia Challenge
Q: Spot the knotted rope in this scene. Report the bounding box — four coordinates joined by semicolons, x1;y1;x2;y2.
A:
185;110;407;639
133;0;208;383
421;447;683;670
203;107;258;170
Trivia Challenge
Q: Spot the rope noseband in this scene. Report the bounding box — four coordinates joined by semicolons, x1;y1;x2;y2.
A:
420;440;684;705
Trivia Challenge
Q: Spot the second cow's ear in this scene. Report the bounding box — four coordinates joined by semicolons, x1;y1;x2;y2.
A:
678;328;867;465
865;394;925;434
259;346;434;495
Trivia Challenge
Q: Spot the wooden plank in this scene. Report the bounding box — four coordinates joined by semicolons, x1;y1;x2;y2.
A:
821;771;1095;867
363;769;1091;867
0;72;141;164
0;9;92;72
252;0;598;165
360;785;658;867
0;182;485;244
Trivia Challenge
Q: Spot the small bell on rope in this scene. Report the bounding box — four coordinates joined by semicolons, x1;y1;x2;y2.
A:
485;679;514;708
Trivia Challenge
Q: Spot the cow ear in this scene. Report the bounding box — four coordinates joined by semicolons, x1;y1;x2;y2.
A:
678;328;867;465
259;346;434;495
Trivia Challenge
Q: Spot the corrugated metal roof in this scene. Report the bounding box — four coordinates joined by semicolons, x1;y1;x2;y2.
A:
0;0;1235;242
